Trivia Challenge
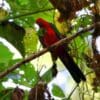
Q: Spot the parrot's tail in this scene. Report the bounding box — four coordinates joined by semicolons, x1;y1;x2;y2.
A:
59;53;86;83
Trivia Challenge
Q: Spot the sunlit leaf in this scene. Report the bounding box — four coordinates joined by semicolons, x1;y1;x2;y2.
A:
0;8;9;21
0;21;25;56
0;82;5;91
23;28;38;55
0;42;13;63
52;84;65;98
42;68;53;83
17;63;39;87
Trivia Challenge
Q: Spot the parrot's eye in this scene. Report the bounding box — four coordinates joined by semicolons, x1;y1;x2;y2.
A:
38;23;43;27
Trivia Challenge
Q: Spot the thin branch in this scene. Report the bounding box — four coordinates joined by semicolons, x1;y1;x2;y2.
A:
0;22;100;79
67;84;79;100
6;8;54;20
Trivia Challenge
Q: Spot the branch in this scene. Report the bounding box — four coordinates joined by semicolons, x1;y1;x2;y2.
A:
6;8;54;21
67;84;79;100
0;22;100;79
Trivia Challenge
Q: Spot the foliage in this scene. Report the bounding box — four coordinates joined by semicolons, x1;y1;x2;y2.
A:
52;84;65;98
0;0;100;100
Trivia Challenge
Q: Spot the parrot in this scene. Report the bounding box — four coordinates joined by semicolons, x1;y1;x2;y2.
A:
36;18;86;83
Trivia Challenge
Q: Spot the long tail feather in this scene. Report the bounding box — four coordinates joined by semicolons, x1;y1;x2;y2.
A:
59;51;86;83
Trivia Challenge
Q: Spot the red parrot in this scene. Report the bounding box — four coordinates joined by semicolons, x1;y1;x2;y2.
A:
36;18;86;83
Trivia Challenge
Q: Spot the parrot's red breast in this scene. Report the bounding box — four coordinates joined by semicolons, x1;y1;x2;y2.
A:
42;28;59;46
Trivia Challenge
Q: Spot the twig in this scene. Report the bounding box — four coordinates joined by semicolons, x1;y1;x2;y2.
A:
6;8;54;20
0;22;99;79
67;84;79;100
85;83;92;99
92;91;95;100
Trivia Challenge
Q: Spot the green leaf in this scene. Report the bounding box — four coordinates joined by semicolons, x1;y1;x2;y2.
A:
7;0;53;24
23;63;38;81
0;63;10;72
52;84;65;98
76;15;93;28
0;21;38;56
0;82;5;91
42;68;53;83
17;0;29;6
0;8;9;21
23;28;38;55
17;63;39;87
0;21;25;56
0;89;13;100
0;42;13;63
7;0;52;12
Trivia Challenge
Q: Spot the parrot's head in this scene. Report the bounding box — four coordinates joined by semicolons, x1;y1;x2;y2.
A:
36;18;49;37
36;18;49;28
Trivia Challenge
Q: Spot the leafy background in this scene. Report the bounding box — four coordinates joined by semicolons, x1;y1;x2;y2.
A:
0;0;100;100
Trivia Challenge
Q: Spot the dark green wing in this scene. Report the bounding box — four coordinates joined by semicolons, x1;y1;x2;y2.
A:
37;28;47;48
50;23;65;39
50;23;69;51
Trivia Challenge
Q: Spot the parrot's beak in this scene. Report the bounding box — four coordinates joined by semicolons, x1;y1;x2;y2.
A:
34;23;40;32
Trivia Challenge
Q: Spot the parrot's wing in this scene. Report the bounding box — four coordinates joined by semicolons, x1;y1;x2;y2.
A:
37;28;45;37
50;23;65;39
50;23;70;51
39;37;46;48
37;28;47;48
